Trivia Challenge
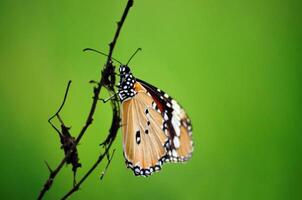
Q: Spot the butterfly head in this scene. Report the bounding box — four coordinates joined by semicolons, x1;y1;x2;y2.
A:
119;65;131;75
118;65;137;102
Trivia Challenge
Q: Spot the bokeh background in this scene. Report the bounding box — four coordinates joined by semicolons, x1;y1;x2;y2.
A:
0;0;301;199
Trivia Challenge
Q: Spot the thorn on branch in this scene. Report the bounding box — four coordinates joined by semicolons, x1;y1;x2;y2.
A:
109;42;114;49
44;161;53;173
93;86;98;96
89;80;99;85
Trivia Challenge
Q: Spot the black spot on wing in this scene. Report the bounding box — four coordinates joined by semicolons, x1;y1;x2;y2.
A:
135;130;141;145
136;78;177;144
145;109;149;114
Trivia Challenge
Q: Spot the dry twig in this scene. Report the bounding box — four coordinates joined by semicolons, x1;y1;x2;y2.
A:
37;0;134;199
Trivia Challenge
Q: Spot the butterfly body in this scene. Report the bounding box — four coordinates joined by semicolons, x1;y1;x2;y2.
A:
118;65;193;176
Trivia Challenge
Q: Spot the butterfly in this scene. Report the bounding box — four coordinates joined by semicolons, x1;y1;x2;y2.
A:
118;65;193;177
84;47;193;176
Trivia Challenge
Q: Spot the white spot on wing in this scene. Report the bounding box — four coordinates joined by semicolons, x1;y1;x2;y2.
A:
174;125;180;137
172;115;181;136
173;137;180;148
172;149;178;157
164;113;169;121
152;102;157;109
172;100;181;111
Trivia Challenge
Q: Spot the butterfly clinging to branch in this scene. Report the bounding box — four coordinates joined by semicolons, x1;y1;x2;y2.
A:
85;48;194;176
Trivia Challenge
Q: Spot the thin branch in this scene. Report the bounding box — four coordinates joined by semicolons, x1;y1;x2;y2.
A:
100;148;116;180
75;0;133;144
108;0;134;62
48;80;72;135
61;100;120;200
38;80;74;199
61;146;114;200
48;80;72;123
44;161;53;173
38;158;67;200
37;0;134;199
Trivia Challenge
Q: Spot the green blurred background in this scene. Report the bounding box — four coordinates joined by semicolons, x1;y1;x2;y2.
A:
0;0;301;199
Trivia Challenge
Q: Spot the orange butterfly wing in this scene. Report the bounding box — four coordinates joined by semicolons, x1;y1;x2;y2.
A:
121;82;169;176
136;79;193;162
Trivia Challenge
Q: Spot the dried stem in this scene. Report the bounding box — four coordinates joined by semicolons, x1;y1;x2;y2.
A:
37;0;134;199
48;80;72;123
61;100;120;200
48;80;72;135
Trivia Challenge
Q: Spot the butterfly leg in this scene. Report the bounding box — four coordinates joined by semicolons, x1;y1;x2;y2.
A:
99;93;118;103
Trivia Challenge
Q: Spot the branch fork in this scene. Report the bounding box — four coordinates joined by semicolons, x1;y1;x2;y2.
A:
37;0;134;199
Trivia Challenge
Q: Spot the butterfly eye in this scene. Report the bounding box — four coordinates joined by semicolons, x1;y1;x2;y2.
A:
124;66;130;73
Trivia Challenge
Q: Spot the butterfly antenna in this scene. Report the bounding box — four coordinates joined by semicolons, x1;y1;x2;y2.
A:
83;48;123;65
126;48;142;65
